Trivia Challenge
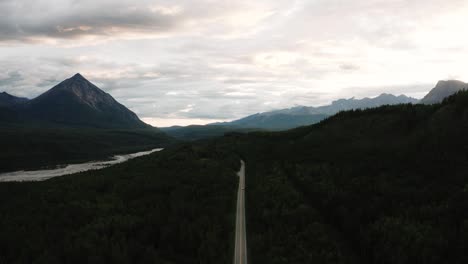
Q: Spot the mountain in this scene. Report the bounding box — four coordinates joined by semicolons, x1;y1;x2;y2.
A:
162;93;417;140
0;74;174;172
214;93;418;130
23;73;149;128
225;112;328;131
0;92;29;122
316;93;418;115
1;73;149;128
420;80;467;104
0;92;29;107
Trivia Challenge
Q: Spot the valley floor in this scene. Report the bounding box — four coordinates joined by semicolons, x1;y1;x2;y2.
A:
0;148;162;182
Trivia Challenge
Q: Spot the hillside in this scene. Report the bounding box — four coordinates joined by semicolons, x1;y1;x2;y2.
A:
223;112;329;130
0;92;29;107
161;125;261;141
164;93;417;140
216;93;417;130
420;80;467;104
215;90;468;263
6;73;150;128
0;74;174;172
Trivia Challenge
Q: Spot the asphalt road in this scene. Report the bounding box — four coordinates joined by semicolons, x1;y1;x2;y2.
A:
234;160;247;264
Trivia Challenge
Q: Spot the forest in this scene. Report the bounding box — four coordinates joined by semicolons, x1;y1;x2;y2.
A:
214;90;468;263
0;124;173;172
1;91;468;263
0;143;239;263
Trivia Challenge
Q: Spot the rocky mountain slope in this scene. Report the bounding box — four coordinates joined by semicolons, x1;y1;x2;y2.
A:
420;80;467;104
1;73;149;128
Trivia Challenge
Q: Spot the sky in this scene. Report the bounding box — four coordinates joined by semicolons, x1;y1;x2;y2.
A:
1;0;468;127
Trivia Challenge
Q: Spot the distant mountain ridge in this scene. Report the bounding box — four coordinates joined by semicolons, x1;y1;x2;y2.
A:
318;93;418;115
0;92;29;107
420;80;467;104
212;93;418;130
163;93;419;140
209;79;468;132
1;73;149;128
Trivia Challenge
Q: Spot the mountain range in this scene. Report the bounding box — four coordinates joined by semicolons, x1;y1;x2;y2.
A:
162;93;419;139
213;93;418;130
162;80;467;140
2;75;467;139
0;73;148;129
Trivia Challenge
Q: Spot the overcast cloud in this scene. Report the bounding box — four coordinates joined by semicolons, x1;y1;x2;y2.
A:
1;0;468;126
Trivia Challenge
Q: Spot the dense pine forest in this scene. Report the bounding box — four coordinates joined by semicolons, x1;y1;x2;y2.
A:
1;91;468;263
2;0;467;263
216;90;468;263
0;125;173;172
0;144;239;263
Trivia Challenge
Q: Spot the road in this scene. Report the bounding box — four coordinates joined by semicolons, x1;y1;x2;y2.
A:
234;160;247;264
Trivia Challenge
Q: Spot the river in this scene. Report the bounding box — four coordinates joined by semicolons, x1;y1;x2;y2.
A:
0;148;163;182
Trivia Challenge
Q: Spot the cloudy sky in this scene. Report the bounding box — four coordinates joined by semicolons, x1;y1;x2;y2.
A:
1;0;468;126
